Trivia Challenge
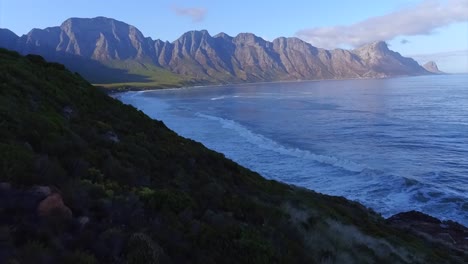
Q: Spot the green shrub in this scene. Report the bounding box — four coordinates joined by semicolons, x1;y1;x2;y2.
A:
125;233;161;264
87;167;104;182
235;229;275;264
0;143;34;184
144;188;195;213
25;54;47;65
137;187;155;200
61;250;98;264
13;240;53;264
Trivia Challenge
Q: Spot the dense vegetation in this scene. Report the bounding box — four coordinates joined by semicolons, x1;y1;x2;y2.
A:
0;48;464;263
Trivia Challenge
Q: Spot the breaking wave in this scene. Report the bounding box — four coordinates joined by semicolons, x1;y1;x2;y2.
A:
196;113;366;173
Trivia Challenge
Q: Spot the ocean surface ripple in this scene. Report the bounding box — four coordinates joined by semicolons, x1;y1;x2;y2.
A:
118;75;468;225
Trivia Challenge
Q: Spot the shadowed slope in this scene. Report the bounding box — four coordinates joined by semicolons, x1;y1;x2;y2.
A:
0;49;463;263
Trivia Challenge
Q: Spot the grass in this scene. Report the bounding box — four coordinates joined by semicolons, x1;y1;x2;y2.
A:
92;60;199;91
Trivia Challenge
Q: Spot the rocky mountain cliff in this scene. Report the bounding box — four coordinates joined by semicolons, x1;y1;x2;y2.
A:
423;61;444;74
1;17;431;87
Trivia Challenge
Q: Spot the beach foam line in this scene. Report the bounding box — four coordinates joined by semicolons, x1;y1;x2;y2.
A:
196;113;366;172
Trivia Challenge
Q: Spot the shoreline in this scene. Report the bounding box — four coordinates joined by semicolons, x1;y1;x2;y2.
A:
107;73;459;99
113;78;467;228
100;73;448;95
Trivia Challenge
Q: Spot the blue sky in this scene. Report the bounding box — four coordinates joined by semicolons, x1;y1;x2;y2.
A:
1;0;467;72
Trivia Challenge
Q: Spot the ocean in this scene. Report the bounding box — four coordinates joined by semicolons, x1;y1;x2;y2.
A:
117;75;468;226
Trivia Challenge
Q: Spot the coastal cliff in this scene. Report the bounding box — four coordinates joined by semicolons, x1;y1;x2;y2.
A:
0;48;464;263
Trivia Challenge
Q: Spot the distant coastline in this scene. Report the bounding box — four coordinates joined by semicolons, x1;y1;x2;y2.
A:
103;73;448;94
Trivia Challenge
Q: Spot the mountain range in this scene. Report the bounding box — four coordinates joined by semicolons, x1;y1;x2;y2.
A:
1;17;434;89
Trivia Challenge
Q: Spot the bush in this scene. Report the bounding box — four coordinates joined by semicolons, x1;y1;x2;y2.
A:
235;229;275;264
0;143;34;184
140;188;195;213
12;241;53;264
125;233;161;264
25;54;47;65
61;250;98;264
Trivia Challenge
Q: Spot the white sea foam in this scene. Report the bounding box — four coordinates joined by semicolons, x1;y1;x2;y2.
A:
210;95;242;100
196;113;366;172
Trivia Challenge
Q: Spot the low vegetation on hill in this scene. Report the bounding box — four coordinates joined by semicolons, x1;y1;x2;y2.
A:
0;48;464;263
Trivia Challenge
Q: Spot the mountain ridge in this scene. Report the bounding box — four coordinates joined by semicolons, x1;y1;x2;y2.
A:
0;17;431;89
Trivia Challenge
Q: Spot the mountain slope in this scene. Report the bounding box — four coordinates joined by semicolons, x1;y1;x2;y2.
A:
0;29;19;50
423;61;444;74
0;17;430;89
353;41;429;77
5;18;187;88
0;49;465;263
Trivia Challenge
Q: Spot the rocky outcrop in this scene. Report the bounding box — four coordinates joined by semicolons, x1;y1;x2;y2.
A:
0;184;72;219
388;210;467;253
37;193;72;219
0;17;431;84
353;41;429;77
423;61;444;74
0;184;74;241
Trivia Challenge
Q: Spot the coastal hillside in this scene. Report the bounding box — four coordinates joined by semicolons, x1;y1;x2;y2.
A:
0;48;465;263
0;17;430;89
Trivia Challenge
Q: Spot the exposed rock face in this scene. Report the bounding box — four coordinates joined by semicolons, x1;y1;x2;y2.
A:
0;17;431;84
423;61;444;74
272;37;330;79
16;17;152;61
353;41;430;77
388;211;467;253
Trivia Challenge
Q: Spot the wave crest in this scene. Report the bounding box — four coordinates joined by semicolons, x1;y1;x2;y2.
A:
196;113;366;172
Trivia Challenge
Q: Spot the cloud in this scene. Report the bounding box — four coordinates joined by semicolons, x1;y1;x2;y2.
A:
411;49;468;62
296;0;468;49
172;6;207;23
400;39;410;44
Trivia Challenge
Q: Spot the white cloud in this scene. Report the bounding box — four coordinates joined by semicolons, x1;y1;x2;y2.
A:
411;50;468;60
172;6;207;23
296;0;468;49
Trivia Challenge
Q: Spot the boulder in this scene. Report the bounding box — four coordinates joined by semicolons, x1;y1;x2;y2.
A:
37;193;72;219
31;185;52;200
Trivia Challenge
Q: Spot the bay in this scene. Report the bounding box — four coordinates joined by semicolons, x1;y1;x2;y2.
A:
118;75;468;225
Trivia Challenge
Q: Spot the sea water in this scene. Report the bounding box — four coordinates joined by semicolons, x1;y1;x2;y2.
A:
117;75;468;225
